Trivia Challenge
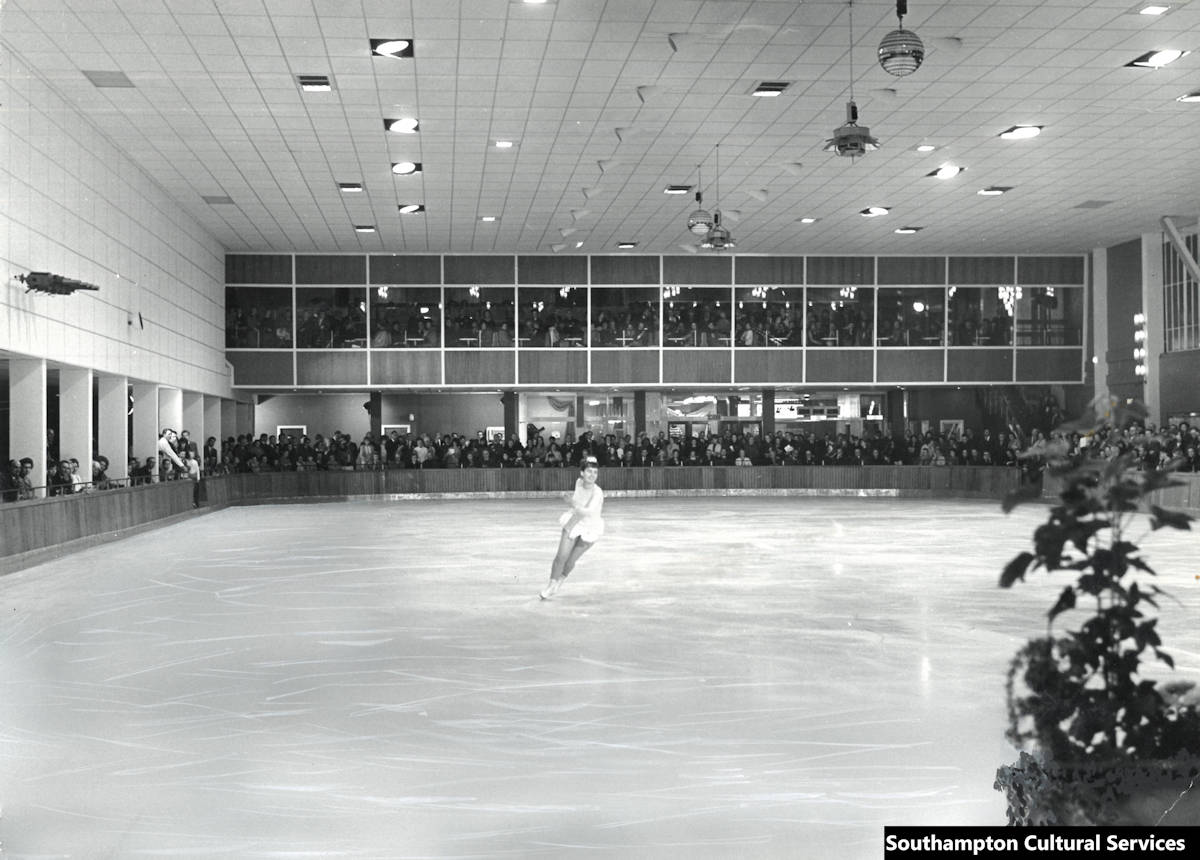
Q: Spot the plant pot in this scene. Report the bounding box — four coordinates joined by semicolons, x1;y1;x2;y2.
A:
996;750;1200;825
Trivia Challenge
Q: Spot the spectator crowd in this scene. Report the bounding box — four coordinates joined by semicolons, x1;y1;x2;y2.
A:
5;416;1199;504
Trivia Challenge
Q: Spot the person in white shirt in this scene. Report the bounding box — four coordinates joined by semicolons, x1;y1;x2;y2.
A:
539;456;604;600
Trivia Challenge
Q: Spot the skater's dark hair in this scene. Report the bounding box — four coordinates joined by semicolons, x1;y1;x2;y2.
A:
581;456;599;471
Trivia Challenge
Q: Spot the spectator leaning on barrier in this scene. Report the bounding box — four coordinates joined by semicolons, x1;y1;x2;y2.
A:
157;428;186;480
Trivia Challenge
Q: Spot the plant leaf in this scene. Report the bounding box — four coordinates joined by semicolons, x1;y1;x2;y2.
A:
1001;484;1043;514
1047;585;1076;622
1150;505;1194;531
1000;551;1036;588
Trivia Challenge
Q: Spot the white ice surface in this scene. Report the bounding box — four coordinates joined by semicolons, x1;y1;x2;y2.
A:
2;496;1198;858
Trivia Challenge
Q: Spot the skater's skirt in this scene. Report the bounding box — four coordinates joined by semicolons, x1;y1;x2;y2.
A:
559;510;604;543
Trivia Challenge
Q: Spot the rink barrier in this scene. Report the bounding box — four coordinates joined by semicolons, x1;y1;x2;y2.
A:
200;464;1024;507
0;481;196;573
1041;470;1200;512
8;470;1198;574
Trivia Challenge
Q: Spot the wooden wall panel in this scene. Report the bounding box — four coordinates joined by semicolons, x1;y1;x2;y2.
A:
733;349;804;384
876;349;944;382
663;350;730;383
518;350;588;384
370;351;442;385
947;349;1014;382
295;255;367;284
805;348;873;382
1016;348;1084;381
226;254;292;284
296;351;368;385
227;351;293;386
590;351;660;384
444;350;516;384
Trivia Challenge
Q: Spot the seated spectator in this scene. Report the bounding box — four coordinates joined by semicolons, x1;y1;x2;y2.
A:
48;459;76;496
92;456;113;490
70;458;88;493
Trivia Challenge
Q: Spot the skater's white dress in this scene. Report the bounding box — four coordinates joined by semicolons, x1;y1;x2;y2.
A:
558;479;604;543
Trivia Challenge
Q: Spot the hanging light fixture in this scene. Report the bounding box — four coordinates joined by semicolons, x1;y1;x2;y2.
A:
700;145;735;251
878;0;924;77
824;2;881;159
686;163;714;236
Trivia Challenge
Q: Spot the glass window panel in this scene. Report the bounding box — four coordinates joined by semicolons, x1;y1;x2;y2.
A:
295;287;367;348
445;286;517;347
589;286;659;346
804;287;875;347
369;286;441;347
947;286;1012;346
876;287;945;346
1015;286;1082;345
512;285;585;347
662;286;732;347
225;287;293;348
733;286;803;346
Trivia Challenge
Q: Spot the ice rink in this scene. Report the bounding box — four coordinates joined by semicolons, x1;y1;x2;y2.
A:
2;495;1198;858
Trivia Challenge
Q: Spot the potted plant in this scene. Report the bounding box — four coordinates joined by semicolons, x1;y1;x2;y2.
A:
994;398;1200;825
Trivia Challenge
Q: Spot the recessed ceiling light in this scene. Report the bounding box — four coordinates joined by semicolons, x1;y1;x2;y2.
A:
354;225;376;233
575;241;584;248
861;206;890;217
384;117;419;133
297;74;332;92
398;204;424;214
798;217;818;224
338;182;363;193
391;162;422;175
999;125;1042;140
664;185;693;194
1126;48;1188;68
927;165;964;179
1138;5;1170;16
371;39;413;58
617;241;638;249
894;226;923;234
494;140;515;149
751;81;792;97
1176;90;1200;102
978;186;1013;196
479;215;498;222
915;144;937;152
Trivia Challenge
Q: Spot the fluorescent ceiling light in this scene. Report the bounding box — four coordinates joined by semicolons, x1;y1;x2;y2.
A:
391;162;421;175
494;140;515;149
999;125;1042;140
354;225;376;233
664;185;693;194
799;217;818;224
371;39;413;58
479;216;497;222
978;186;1013;196
915;144;936;152
1176;91;1200;102
894;226;922;234
385;117;419;133
617;242;637;249
1127;48;1188;67
297;75;332;92
1139;5;1170;15
861;206;890;217
928;165;963;179
338;182;363;193
575;241;584;248
398;204;424;214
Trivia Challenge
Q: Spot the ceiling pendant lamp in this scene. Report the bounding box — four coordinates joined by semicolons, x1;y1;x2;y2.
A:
700;145;735;251
878;0;924;77
824;2;881;159
686;164;714;236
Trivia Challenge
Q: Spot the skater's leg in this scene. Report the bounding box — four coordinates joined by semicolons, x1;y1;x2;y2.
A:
561;538;593;579
541;530;575;598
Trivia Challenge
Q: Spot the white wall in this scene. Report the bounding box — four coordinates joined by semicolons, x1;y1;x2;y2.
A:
0;48;231;397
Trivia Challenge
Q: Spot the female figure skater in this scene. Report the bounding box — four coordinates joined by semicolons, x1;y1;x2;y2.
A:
540;455;604;599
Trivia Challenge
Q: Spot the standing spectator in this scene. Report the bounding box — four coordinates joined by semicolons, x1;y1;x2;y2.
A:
158;428;186;480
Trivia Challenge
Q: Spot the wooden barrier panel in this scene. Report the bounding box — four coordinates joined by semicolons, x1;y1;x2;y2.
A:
1;482;195;560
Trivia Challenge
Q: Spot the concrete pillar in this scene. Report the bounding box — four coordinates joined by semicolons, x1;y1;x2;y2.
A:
1091;247;1109;408
9;358;48;497
221;399;238;446
97;375;129;482
1141;232;1164;425
634;391;646;438
181;391;203;456
130;383;161;480
501;390;518;440
203;395;222;462
761;388;775;436
58;367;94;481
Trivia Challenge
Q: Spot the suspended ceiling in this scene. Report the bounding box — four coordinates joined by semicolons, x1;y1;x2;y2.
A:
2;0;1199;257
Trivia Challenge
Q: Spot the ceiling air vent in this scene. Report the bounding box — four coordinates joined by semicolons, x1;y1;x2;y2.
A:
82;70;134;88
202;195;234;205
1073;200;1114;209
